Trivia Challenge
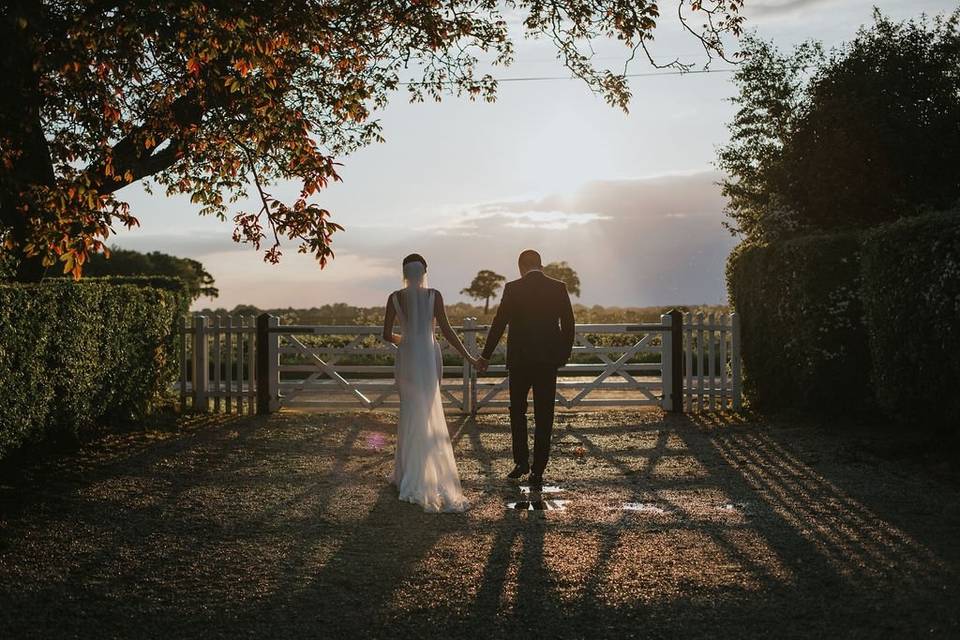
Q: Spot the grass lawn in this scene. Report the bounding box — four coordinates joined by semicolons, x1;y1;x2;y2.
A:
1;409;958;639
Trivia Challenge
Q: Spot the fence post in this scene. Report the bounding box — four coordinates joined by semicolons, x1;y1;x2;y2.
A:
660;313;672;411
192;314;209;412
671;309;684;413
180;315;188;412
684;312;693;412
731;312;742;410
256;314;280;414
661;309;684;413
470;318;480;414
463;317;476;414
247;315;256;415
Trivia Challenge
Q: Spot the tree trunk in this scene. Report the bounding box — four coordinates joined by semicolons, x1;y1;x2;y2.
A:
1;3;57;282
484;297;489;313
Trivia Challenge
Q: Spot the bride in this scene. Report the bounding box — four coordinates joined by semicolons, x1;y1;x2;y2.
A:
381;253;477;513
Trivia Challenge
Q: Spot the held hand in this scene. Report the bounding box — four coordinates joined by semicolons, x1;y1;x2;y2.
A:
475;356;489;373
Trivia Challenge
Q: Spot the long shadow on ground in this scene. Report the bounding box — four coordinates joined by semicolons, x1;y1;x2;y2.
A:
0;410;957;639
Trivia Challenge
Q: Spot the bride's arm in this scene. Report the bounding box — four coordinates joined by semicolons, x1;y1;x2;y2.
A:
434;291;476;364
382;294;401;345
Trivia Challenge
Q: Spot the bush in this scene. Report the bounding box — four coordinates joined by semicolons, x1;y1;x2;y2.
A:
720;11;960;244
0;279;184;460
726;232;872;412
861;210;960;429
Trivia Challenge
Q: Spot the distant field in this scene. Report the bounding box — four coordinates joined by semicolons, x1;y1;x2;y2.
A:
193;302;731;327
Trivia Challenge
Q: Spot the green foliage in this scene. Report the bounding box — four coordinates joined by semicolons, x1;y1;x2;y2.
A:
83;247;217;302
0;280;182;460
720;10;960;243
0;239;15;279
726;233;872;412
543;261;581;297
717;35;824;243
197;302;724;329
461;270;506;312
860;210;960;429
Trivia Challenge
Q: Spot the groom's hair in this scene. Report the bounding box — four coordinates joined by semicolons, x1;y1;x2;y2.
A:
518;249;542;270
402;253;427;270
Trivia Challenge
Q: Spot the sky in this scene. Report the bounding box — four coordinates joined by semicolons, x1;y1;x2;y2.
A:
110;0;959;310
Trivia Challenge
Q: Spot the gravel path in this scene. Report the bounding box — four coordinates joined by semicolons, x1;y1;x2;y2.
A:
1;409;958;639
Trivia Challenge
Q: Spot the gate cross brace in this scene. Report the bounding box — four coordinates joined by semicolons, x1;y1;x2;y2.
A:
285;334;373;406
568;333;654;405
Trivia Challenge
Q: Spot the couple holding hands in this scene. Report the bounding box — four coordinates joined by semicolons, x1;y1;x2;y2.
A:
382;249;574;513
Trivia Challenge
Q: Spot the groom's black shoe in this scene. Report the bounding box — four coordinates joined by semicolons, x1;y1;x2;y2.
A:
507;464;529;480
528;473;544;492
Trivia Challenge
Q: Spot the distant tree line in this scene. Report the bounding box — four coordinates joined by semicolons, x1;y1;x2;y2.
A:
82;247;218;302
460;262;581;311
2;244;217;303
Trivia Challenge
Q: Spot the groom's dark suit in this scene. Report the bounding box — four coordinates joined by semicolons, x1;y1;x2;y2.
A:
481;270;575;476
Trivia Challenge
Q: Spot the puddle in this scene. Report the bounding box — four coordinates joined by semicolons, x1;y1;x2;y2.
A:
506;500;568;511
715;502;753;514
617;502;671;515
519;485;563;495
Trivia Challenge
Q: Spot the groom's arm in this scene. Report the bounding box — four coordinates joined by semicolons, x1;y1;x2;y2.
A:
481;284;513;360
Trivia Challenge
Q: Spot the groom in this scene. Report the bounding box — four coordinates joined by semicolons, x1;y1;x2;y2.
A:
476;249;575;491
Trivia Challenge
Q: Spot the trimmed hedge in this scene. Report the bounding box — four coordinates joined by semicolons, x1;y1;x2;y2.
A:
0;279;184;460
861;210;960;428
728;210;960;428
726;232;873;413
67;275;191;314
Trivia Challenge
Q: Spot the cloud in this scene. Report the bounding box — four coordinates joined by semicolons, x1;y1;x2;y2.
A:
427;208;611;235
746;0;836;18
110;171;739;309
484;171;726;219
429;171;725;232
377;171;738;307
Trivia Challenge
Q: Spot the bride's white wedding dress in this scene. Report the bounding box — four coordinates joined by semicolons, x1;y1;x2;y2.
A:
389;264;469;513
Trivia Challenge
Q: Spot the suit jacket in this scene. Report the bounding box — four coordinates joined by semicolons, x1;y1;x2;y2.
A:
481;270;575;369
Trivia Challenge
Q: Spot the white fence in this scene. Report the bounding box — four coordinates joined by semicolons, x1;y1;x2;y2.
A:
177;311;741;414
179;315;257;414
276;322;470;411
467;322;668;412
682;312;742;412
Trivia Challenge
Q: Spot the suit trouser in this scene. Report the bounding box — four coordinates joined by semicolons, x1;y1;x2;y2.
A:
508;364;558;476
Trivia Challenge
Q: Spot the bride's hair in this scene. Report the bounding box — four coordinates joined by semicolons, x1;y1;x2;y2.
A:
402;253;428;288
402;253;427;270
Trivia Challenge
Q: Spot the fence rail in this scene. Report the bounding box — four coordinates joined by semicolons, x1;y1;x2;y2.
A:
177;311;740;414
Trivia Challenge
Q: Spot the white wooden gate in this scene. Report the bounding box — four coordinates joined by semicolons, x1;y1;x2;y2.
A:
177;311;741;414
273;324;470;411
465;322;669;411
